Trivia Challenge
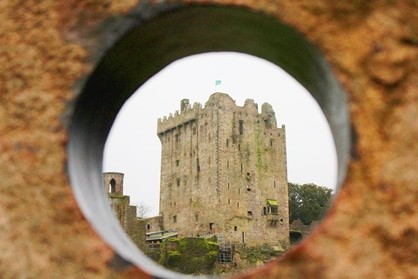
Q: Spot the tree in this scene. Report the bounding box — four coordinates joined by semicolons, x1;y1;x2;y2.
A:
135;202;151;218
288;183;333;225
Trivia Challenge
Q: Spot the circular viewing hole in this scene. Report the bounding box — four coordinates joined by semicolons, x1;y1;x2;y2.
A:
103;52;338;275
68;4;350;279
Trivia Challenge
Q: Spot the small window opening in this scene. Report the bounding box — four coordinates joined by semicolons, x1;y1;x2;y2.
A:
228;199;231;204
176;159;179;166
234;226;238;231
195;213;199;222
173;215;177;223
209;223;214;232
226;139;229;146
109;178;116;193
247;211;253;218
147;224;151;230
176;178;180;187
239;120;244;135
265;199;279;215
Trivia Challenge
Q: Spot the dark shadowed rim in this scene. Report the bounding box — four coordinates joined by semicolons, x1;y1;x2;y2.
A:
68;4;350;279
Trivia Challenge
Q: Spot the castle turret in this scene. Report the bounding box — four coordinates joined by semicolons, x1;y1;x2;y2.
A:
261;102;277;128
103;172;124;196
180;99;190;112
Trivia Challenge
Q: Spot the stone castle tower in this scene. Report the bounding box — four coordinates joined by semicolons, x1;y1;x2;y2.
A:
157;93;289;247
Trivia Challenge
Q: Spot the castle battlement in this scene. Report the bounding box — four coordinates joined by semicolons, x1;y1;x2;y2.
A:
157;93;280;136
157;100;201;135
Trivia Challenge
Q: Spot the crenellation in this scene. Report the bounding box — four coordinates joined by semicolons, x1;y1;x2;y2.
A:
180;99;190;112
243;98;258;113
157;103;202;135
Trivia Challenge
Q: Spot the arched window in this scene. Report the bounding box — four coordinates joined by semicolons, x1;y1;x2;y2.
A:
109;178;116;193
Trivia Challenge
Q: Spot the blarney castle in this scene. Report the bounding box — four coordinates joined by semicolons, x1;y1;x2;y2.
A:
151;92;289;248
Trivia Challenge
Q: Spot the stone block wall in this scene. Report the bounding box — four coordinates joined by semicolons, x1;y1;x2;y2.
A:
104;173;147;252
158;93;289;247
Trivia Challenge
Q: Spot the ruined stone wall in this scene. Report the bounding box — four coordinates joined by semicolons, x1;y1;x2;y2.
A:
108;195;131;228
157;93;289;246
145;215;165;232
104;173;146;251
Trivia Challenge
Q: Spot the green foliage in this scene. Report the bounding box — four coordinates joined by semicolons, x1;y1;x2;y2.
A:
288;182;333;225
238;244;281;263
167;250;181;265
159;237;220;274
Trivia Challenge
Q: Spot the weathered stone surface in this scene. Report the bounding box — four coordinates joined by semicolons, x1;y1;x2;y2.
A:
0;0;416;278
104;172;147;252
157;93;289;247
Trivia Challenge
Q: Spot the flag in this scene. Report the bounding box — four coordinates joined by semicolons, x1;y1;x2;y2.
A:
215;80;222;86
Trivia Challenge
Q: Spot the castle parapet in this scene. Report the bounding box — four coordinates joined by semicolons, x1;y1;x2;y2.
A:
157;101;201;135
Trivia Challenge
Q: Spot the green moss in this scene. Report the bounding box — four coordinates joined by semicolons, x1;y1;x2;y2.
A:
167;250;181;266
207;250;219;262
159;237;220;274
238;245;279;264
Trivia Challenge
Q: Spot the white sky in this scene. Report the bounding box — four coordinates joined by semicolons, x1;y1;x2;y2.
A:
103;52;337;217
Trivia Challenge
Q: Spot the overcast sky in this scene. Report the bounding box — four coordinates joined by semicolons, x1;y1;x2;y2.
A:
103;52;337;216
